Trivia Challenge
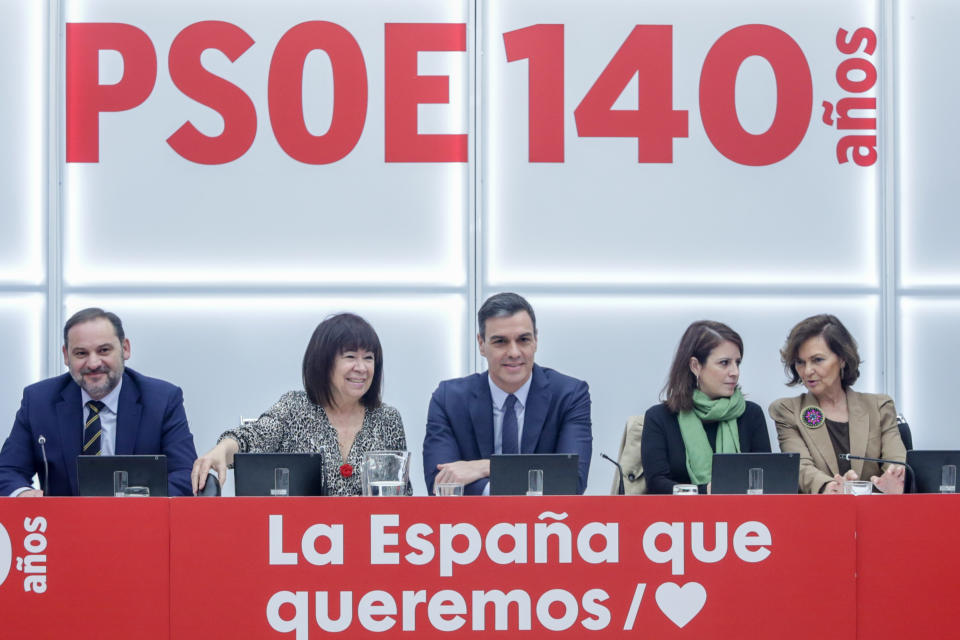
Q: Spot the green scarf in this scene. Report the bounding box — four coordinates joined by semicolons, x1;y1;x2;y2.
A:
677;388;746;486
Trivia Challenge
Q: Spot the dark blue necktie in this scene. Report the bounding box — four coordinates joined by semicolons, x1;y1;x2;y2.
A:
502;394;519;454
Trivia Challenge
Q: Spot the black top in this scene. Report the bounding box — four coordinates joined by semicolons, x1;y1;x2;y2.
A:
825;419;852;477
641;400;772;494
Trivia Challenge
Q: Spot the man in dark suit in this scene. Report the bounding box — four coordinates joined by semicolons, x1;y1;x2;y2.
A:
423;293;592;495
0;308;197;496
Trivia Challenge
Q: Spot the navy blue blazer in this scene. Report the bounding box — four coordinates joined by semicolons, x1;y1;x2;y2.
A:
423;364;592;495
0;368;198;496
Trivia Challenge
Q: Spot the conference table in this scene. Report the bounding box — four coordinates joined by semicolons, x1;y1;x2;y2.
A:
0;495;955;638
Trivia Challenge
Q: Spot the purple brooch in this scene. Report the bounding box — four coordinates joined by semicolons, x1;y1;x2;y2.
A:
801;406;825;428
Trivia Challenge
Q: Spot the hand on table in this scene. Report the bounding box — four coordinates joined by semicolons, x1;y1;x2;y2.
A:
191;438;238;495
433;459;489;494
871;464;905;494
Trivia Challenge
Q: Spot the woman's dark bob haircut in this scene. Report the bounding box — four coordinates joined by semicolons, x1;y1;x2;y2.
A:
662;320;744;413
780;313;861;389
302;313;383;410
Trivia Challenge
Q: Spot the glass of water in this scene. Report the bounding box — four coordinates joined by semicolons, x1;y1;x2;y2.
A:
271;467;290;496
361;451;410;496
526;469;544;496
747;467;764;495
437;482;464;496
940;465;957;494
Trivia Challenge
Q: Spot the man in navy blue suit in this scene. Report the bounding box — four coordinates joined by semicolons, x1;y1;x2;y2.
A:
423;293;592;495
0;308;197;497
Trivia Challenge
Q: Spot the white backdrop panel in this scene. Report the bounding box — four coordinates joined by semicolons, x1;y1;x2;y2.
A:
0;1;45;283
899;298;959;448
525;294;880;495
63;0;468;285
65;294;467;495
0;296;46;441
483;0;881;286
896;0;960;286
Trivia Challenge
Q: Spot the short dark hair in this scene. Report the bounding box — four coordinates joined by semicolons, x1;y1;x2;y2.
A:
63;307;125;347
478;292;537;339
662;320;744;413
780;314;861;389
302;313;383;410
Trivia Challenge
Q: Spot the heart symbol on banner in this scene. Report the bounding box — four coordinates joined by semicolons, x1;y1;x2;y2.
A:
655;582;707;628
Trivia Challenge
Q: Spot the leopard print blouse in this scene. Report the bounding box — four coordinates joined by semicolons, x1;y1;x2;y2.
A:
219;390;411;496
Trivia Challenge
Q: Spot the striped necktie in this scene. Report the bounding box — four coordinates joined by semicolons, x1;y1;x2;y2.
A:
83;400;105;456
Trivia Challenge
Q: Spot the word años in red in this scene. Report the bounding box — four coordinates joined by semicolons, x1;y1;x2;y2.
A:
821;27;878;166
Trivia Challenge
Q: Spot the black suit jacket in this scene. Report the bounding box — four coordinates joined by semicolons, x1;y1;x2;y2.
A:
641;400;771;494
422;364;592;495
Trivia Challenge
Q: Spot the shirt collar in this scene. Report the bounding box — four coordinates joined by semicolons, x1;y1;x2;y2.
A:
81;376;123;414
488;372;533;410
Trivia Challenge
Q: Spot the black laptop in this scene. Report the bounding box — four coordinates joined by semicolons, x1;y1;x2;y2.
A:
233;453;325;496
77;454;168;497
489;453;579;495
711;452;800;494
906;450;960;493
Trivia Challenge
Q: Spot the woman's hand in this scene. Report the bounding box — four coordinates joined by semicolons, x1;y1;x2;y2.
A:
191;438;239;495
871;465;905;494
824;470;860;494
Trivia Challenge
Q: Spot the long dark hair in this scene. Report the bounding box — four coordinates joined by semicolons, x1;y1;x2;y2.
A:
662;320;744;412
302;313;383;409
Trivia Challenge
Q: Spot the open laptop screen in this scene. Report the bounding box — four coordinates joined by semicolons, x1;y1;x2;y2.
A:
906;450;960;493
711;452;800;495
233;453;325;496
489;453;579;496
77;454;168;497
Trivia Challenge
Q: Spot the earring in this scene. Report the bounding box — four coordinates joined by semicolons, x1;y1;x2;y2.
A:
695;374;700;389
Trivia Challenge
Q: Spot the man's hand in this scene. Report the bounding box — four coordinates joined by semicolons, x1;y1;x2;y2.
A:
17;489;43;497
433;459;490;494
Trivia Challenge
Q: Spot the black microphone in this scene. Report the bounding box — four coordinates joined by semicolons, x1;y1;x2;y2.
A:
840;453;916;493
38;435;49;496
601;453;625;495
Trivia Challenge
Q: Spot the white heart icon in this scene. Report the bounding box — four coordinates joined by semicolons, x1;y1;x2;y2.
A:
655;582;707;628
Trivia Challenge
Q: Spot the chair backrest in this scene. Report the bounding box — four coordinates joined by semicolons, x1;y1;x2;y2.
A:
612;415;646;495
897;414;913;451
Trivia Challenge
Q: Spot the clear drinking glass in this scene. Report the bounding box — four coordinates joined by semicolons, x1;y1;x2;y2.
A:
113;470;128;497
940;465;957;494
526;469;544;496
843;480;873;495
271;467;290;496
361;451;410;496
436;482;464;496
747;467;764;495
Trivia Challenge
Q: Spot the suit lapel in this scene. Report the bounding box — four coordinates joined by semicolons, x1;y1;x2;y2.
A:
846;390;869;477
799;393;840;477
470;373;495;458
115;371;141;455
520;365;550;454
55;380;83;496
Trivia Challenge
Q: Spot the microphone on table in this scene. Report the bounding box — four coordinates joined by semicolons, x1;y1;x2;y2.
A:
839;453;915;493
38;435;49;496
601;453;625;495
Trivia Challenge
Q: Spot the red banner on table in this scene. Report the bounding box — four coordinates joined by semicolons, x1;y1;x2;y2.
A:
856;495;960;637
170;496;854;638
0;498;169;640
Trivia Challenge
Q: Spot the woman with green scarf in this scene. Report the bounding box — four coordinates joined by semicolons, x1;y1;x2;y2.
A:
641;321;771;494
